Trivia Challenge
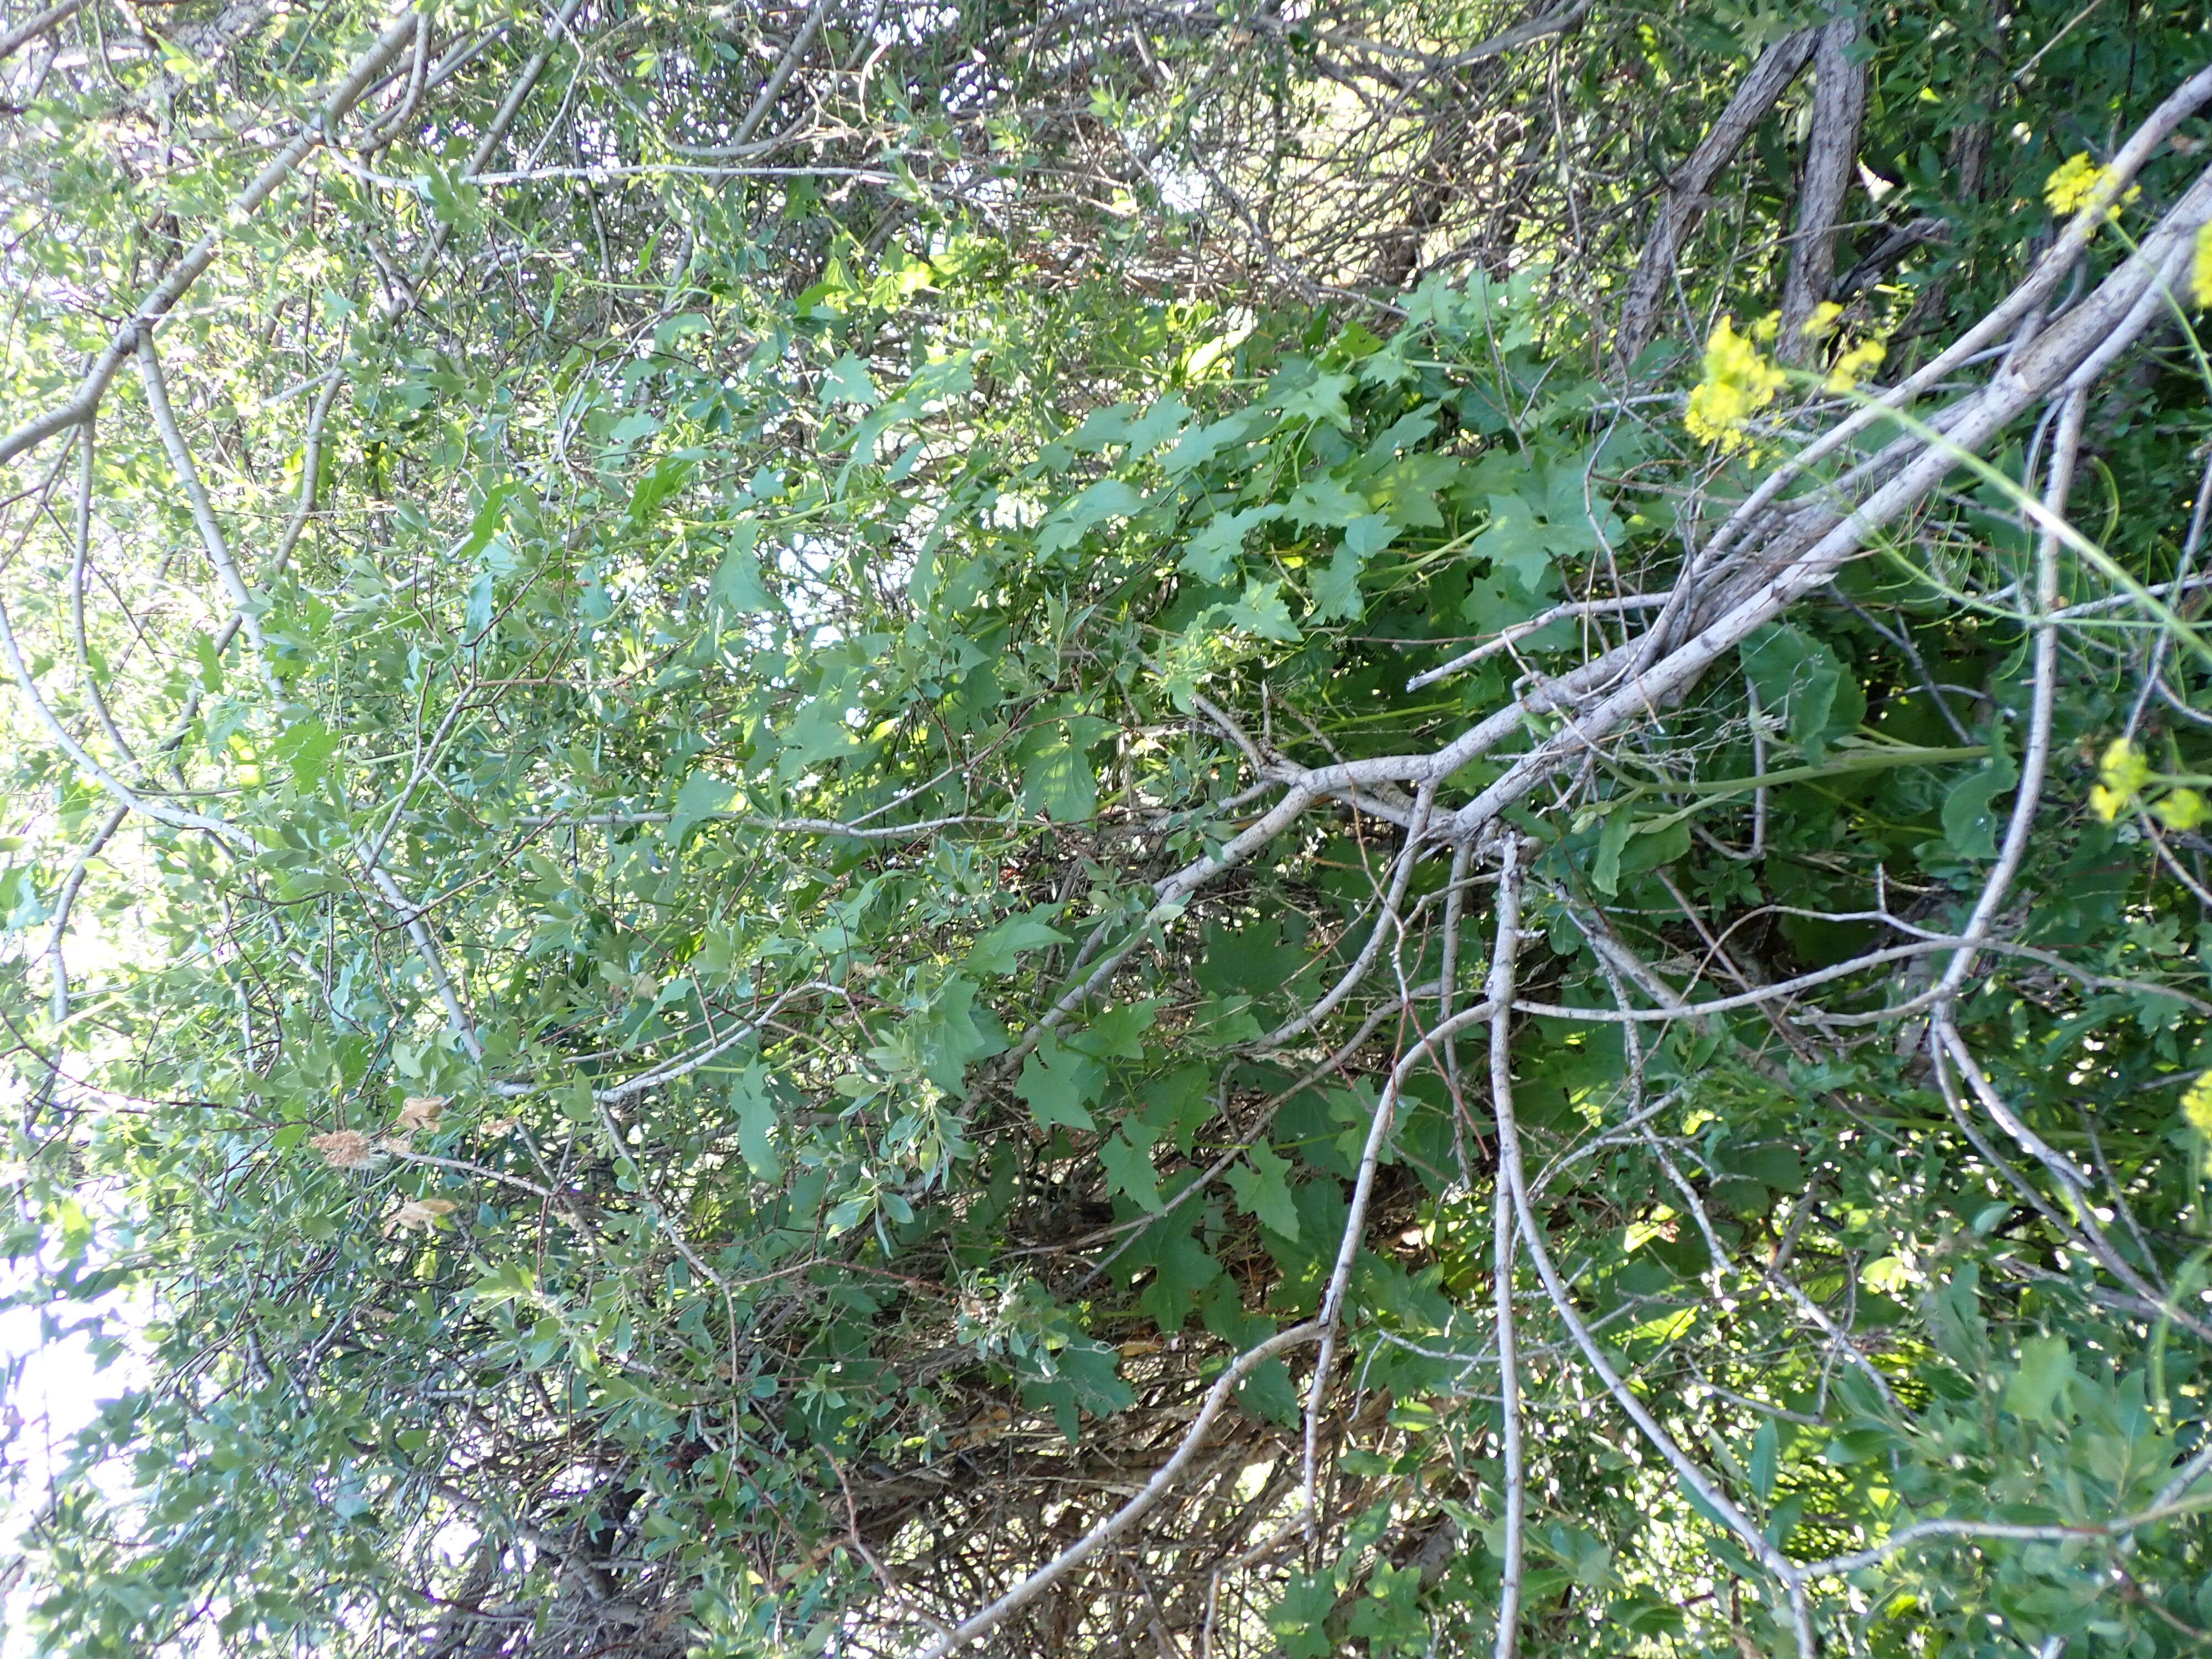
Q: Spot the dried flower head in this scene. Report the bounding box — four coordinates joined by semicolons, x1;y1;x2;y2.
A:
389;1197;458;1234
395;1095;447;1133
309;1130;378;1170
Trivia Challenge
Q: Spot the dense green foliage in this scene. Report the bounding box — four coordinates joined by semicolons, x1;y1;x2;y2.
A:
5;2;2212;1657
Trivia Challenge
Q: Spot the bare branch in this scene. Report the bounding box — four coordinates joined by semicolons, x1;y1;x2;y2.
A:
0;0;85;66
1486;839;1527;1659
0;8;418;471
911;1320;1324;1659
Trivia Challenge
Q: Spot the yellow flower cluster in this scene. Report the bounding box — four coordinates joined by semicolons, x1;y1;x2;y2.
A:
2193;222;2212;311
2090;737;2152;821
1685;315;1785;453
2185;1071;2212;1138
2044;153;2103;214
2043;152;2138;220
1801;301;1845;340
2160;787;2209;830
1824;339;1886;393
1684;307;1892;447
2088;736;2208;828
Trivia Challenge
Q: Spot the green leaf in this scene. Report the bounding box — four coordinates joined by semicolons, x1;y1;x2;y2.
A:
1943;720;2017;860
1267;1572;1337;1659
1139;1065;1217;1154
1018;1337;1135;1442
712;524;776;613
820;353;880;408
1366;451;1459;528
274;869;342;901
1059;401;1138;455
1181;505;1277;583
2003;1333;2075;1425
269;718;339;791
1346;1561;1427;1653
470;1260;536;1306
1749;1418;1779;1504
1601;815;1691;889
665;773;739;849
628;455;694;524
1312;540;1365;622
1741;624;1864;761
420;164;483;231
1018;1033;1103;1133
1136;1223;1219;1329
653;310;708;347
1100;1129;1164;1212
465;566;497;638
1342;513;1397;562
1312;515;1394;622
1284;475;1366;529
731;1066;781;1181
1038;479;1146;556
1020;726;1099;822
1591;806;1634;897
967;912;1071;977
1050;398;1187;459
1162;405;1273;473
1225;1144;1300;1238
785;685;864;767
1471;493;1556;595
1121;394;1191;456
1273;369;1353;431
909;976;1001;1093
455;482;514;561
1197;1280;1300;1424
1541;463;1612;551
1225;579;1301;643
1068;999;1157;1060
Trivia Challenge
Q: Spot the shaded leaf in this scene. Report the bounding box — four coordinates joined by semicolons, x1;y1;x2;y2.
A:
1018;1034;1103;1133
1225;1144;1300;1238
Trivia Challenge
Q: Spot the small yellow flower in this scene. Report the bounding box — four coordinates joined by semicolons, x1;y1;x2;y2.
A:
2155;787;2208;831
2192;222;2212;310
2100;737;2152;796
2043;152;2138;220
1685;316;1786;455
1749;310;1782;346
2045;153;2104;214
2184;1071;2212;1137
1824;340;1886;393
1800;301;1845;342
2089;738;2152;821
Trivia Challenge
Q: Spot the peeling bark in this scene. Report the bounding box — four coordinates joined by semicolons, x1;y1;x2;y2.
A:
1614;26;1819;368
1777;17;1869;361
